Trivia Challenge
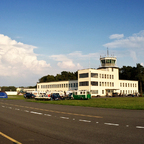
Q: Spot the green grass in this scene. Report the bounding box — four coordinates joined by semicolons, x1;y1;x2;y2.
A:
5;95;144;110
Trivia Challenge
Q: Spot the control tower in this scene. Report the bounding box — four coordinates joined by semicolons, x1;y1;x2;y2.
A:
100;49;117;68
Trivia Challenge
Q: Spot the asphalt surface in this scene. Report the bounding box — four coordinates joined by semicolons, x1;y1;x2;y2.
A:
0;99;144;144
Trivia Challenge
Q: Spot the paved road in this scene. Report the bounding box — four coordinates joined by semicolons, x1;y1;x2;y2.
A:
0;99;144;144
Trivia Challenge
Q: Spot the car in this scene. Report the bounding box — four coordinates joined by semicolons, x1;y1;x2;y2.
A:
51;93;59;100
67;93;73;99
24;93;36;99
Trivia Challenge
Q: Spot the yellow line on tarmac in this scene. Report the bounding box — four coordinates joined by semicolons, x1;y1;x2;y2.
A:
0;132;22;144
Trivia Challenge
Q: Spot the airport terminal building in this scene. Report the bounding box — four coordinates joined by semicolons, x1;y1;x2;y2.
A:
37;54;138;97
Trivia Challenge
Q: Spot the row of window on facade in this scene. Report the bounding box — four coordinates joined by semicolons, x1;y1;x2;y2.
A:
38;83;78;89
120;83;137;87
90;90;137;95
79;73;114;79
120;90;137;94
79;81;114;87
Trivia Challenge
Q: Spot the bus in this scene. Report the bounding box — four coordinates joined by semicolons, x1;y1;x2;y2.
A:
72;90;91;100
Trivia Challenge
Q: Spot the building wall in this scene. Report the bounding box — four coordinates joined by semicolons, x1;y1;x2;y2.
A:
37;80;78;94
78;68;138;96
36;68;139;97
118;80;138;95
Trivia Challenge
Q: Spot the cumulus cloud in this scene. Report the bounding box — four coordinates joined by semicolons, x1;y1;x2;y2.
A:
0;34;50;86
103;30;144;65
109;34;124;39
50;54;83;69
49;51;102;72
103;30;144;49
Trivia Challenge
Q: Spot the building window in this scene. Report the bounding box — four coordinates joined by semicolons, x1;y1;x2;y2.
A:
79;73;89;78
110;82;111;87
99;74;101;78
123;83;124;87
110;75;111;79
125;83;127;87
79;81;89;86
99;82;101;86
102;82;104;86
112;75;114;79
91;90;98;94
91;73;98;78
102;74;104;78
107;74;109;79
76;83;78;87
74;83;75;87
107;82;109;86
120;83;122;87
91;81;98;86
105;74;106;79
135;84;137;87
102;90;104;94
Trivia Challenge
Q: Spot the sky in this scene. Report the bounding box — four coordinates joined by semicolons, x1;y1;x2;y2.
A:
0;0;144;87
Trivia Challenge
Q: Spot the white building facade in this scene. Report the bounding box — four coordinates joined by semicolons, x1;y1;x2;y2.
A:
37;80;78;94
78;67;138;96
37;54;138;97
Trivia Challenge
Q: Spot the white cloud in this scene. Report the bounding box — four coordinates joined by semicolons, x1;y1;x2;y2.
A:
50;54;83;70
109;34;124;39
103;30;144;49
0;34;50;86
103;30;144;65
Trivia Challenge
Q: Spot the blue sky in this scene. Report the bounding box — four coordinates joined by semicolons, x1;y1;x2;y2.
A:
0;0;144;87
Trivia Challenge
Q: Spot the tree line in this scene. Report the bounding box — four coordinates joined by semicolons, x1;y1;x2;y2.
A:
0;86;36;92
39;71;78;83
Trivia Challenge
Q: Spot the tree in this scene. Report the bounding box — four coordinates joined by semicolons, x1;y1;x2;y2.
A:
135;64;144;95
38;71;78;83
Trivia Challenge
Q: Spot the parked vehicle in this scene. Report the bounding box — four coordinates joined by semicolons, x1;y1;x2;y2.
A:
35;93;51;100
51;93;59;100
67;93;74;99
72;90;91;100
24;93;36;99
